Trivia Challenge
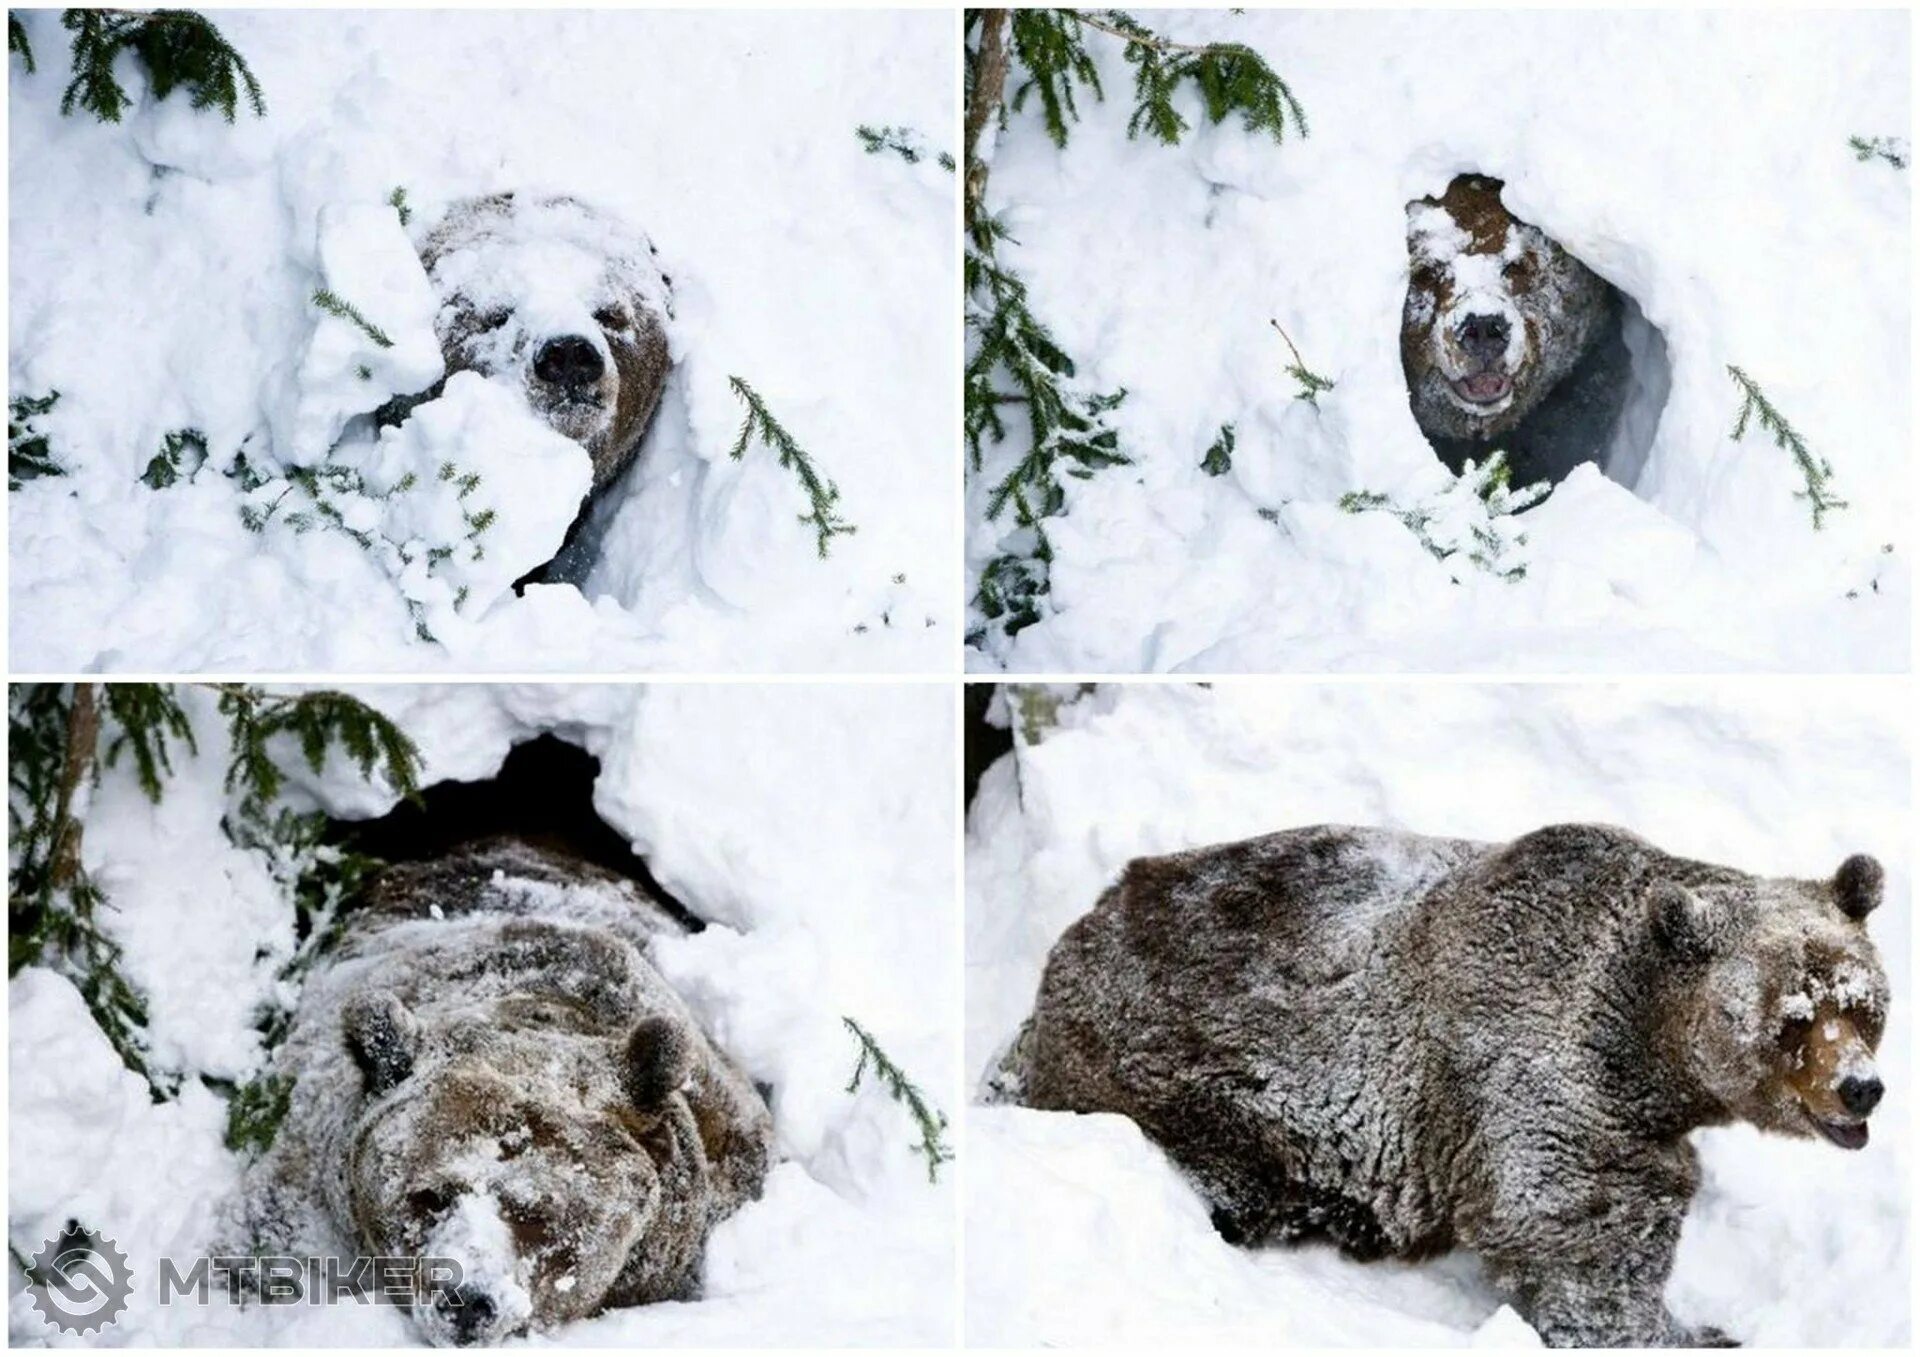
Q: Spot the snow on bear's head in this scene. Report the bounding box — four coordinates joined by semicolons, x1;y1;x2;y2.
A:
1653;854;1890;1150
421;194;672;492
338;923;699;1346
1401;174;1612;442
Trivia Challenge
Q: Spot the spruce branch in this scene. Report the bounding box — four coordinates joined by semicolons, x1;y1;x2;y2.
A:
59;8;264;124
1271;320;1335;406
842;1017;953;1184
1340;451;1546;581
1849;134;1909;170
311;287;394;349
1726;365;1846;529
726;376;857;557
387;185;412;227
9;12;34;72
141;427;208;489
1082;10;1308;146
856;124;955;171
210;684;423;820
1200;422;1235;476
1004;8;1104;150
9;390;63;488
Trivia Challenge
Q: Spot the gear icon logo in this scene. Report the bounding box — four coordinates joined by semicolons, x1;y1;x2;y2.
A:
26;1224;133;1335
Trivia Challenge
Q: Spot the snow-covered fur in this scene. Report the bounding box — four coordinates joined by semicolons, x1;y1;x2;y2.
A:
412;194;674;582
1008;823;1890;1347
1402;175;1631;488
234;839;773;1347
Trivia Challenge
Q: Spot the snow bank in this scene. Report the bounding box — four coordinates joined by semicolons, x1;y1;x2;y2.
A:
968;9;1909;671
9;683;956;1345
8;10;955;672
965;682;1909;1344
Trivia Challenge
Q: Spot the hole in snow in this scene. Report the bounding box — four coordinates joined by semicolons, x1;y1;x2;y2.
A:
331;734;702;932
1401;173;1669;493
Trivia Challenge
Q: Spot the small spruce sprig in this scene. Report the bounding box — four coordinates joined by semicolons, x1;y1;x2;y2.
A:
141;427;208;489
1083;9;1308;146
1271;320;1335;406
1200;423;1234;476
1727;365;1846;529
211;683;422;822
52;8;264;124
1848;134;1909;170
9;12;33;72
9;390;63;487
856;124;955;171
843;1017;953;1184
387;185;412;228
1340;450;1546;582
727;376;857;557
311;287;394;349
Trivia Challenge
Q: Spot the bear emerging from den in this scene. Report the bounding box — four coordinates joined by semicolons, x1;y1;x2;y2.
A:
1402;175;1634;489
1005;823;1891;1347
394;193;674;585
234;839;773;1346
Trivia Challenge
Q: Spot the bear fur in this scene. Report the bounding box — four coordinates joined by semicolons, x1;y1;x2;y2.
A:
1006;823;1890;1347
234;838;773;1347
390;193;674;586
1402;175;1633;489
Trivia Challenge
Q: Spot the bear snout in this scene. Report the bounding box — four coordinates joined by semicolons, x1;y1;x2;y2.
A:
532;335;606;393
1456;313;1509;367
428;1281;512;1348
1838;1072;1884;1118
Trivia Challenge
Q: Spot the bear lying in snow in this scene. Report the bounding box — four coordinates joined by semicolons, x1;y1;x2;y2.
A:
1005;823;1890;1347
1402;175;1633;489
388;193;674;586
234;838;773;1346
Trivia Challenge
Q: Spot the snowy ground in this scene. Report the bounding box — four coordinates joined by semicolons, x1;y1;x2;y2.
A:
9;683;958;1345
8;10;957;672
967;9;1910;672
965;682;1910;1345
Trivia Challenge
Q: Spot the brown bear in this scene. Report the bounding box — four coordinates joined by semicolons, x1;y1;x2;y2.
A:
1402;175;1633;489
385;193;674;586
1005;823;1890;1347
235;838;773;1346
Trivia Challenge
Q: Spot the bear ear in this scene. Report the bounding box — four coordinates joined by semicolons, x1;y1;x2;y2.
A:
625;1015;694;1111
1834;854;1884;921
1649;881;1725;962
343;992;419;1095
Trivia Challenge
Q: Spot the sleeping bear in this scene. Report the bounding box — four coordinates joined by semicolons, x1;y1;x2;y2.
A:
232;839;772;1346
386;193;674;585
1402;175;1633;489
1005;823;1891;1346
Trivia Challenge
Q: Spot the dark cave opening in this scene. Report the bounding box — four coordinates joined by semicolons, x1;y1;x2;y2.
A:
329;733;702;932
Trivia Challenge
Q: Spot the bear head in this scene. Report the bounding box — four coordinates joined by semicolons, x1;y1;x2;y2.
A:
338;923;701;1346
1652;854;1891;1149
420;193;672;493
1401;174;1613;443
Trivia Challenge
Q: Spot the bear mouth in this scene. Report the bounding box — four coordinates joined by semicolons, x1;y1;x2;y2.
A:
1451;372;1512;405
1806;1109;1870;1150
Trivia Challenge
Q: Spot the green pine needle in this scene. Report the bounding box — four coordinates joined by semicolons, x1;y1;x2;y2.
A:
9;390;63;488
311;287;394;349
1726;365;1846;530
855;123;956;172
727;376;857;558
842;1017;953;1184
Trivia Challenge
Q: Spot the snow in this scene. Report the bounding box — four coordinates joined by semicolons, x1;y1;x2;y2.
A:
8;683;956;1345
966;682;1909;1344
8;10;956;672
967;9;1909;672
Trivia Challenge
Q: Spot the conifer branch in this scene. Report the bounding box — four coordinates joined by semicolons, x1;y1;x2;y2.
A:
1341;451;1546;581
843;1017;953;1184
387;185;412;227
727;376;857;557
1200;422;1235;476
1848;134;1909;170
1271;320;1335;406
9;390;63;488
1726;365;1846;529
58;8;263;124
141;427;208;489
311;287;394;349
856;124;955;171
9;12;34;72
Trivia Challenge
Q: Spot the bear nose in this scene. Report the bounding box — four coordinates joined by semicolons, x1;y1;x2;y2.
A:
1838;1074;1884;1118
439;1284;498;1345
532;335;605;390
1457;313;1509;363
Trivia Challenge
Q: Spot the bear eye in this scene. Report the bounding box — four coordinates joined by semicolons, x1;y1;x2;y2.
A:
1777;1014;1812;1050
592;306;629;332
407;1186;456;1220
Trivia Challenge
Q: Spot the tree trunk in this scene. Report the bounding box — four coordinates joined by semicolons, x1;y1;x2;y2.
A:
49;683;100;902
964;9;1010;235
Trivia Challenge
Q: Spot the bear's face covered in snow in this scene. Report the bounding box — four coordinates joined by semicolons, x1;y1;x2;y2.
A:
1657;853;1890;1150
1401;175;1613;444
422;194;672;493
239;841;773;1347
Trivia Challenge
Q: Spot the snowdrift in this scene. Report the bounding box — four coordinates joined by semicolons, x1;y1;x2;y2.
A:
965;683;1909;1344
967;9;1909;672
8;684;957;1344
8;10;956;672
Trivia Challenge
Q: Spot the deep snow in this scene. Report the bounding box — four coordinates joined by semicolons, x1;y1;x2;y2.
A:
966;9;1910;672
8;10;957;672
965;681;1910;1345
9;683;957;1345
